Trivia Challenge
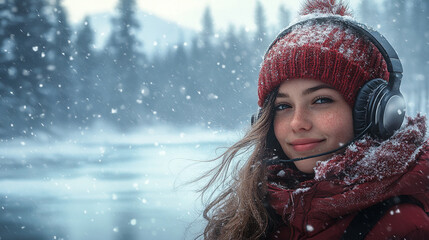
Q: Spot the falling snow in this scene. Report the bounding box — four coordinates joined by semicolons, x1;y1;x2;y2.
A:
0;0;428;239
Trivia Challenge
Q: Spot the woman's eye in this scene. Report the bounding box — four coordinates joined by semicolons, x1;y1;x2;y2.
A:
274;104;291;111
314;97;333;104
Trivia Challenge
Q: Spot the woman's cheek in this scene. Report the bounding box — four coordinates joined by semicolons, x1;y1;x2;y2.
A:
319;111;338;126
321;108;354;141
322;109;351;127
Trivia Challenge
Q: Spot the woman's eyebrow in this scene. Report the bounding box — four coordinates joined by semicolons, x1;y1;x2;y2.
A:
302;84;335;95
276;92;289;99
276;84;335;99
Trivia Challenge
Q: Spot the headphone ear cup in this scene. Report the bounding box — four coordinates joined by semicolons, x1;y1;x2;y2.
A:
376;87;406;139
353;79;386;137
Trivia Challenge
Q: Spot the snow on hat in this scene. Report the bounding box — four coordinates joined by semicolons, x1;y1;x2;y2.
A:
257;0;389;107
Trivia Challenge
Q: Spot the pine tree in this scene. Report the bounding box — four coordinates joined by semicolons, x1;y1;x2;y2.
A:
0;0;11;87
4;0;53;136
195;6;219;126
254;1;267;50
103;0;147;127
74;16;97;125
383;0;408;52
201;6;214;49
408;0;429;114
50;0;75;125
0;0;14;137
219;25;255;127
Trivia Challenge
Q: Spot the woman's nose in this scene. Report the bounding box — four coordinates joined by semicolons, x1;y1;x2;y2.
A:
289;107;312;132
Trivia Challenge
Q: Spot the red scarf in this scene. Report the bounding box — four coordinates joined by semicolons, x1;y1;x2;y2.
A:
267;115;429;237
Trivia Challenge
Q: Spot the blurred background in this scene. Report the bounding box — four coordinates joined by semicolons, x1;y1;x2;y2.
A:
0;0;428;239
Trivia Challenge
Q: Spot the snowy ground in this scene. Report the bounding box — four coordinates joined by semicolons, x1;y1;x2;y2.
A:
0;125;240;240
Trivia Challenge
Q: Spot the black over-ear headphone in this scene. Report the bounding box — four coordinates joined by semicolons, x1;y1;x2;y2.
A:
252;16;406;140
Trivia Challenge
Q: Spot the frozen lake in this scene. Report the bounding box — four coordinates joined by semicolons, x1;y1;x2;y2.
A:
0;125;240;240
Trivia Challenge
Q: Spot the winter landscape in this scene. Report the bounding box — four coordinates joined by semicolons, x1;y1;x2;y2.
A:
0;0;428;239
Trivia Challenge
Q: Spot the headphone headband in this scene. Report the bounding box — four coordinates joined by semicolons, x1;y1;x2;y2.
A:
265;16;403;90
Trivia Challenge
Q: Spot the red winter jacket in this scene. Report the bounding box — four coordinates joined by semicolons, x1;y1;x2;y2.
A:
269;203;429;239
266;116;429;240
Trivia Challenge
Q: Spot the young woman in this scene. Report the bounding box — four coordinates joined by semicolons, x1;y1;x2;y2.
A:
199;0;429;239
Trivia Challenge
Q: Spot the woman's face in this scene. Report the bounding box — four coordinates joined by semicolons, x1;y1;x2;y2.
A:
273;78;354;173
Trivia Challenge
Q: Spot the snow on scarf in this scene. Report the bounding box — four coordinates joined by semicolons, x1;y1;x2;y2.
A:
267;115;429;235
315;114;427;183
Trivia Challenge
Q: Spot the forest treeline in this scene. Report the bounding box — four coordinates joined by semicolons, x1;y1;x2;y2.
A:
0;0;428;138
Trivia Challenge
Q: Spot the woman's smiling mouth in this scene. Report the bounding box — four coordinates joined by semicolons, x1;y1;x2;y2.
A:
290;139;325;152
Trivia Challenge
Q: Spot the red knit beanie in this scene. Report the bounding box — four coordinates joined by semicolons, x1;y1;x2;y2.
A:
257;0;389;107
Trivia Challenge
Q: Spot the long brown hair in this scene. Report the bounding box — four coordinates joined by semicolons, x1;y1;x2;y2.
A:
196;90;281;239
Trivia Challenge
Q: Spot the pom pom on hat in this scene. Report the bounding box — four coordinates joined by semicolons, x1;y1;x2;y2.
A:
257;0;389;107
299;0;351;16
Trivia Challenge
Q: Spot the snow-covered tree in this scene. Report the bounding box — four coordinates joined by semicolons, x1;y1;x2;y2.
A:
407;0;429;114
50;0;75;124
73;16;98;125
3;0;53;136
254;1;268;50
201;6;214;49
102;0;148;127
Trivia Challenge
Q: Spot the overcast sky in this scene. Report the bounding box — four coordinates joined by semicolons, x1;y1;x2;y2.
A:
63;0;364;31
